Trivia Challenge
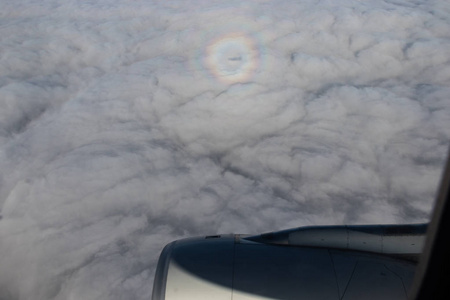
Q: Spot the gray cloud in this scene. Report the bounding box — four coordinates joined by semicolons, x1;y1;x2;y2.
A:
1;0;449;299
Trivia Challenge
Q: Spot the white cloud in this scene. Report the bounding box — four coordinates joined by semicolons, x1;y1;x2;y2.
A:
0;0;449;299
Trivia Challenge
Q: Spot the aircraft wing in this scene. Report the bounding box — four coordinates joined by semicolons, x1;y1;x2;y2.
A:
152;224;426;300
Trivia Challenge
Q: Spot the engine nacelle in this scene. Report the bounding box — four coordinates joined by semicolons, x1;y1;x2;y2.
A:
152;224;425;300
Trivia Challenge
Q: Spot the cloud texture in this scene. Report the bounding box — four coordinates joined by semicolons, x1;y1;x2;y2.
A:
1;0;450;299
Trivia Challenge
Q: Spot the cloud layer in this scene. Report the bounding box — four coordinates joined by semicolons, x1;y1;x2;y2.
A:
1;0;450;299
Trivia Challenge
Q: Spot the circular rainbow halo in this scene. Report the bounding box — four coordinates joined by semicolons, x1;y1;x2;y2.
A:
204;32;259;84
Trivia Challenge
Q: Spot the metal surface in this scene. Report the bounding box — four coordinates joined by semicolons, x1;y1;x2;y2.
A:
246;223;426;257
153;236;234;300
152;232;418;300
232;244;337;300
